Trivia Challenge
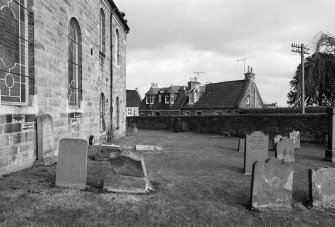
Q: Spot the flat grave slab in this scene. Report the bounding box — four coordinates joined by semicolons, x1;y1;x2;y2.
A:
250;158;294;210
95;144;121;161
55;138;88;189
135;145;162;151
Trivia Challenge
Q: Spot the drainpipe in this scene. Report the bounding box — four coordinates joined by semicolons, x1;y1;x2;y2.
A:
110;9;114;135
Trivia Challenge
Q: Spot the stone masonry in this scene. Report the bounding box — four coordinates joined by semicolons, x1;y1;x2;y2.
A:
0;0;129;176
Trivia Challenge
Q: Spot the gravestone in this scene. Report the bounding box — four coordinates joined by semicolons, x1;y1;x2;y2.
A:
95;144;121;161
275;138;295;162
244;131;268;175
238;138;245;153
268;126;279;151
250;158;294;210
290;130;301;148
36;114;56;166
55;138;88;189
273;135;284;148
309;167;335;207
126;123;139;136
103;150;152;193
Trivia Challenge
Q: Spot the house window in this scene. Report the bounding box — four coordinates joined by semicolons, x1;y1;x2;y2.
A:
127;108;132;116
99;9;105;54
158;94;162;102
146;96;149;104
115;29;120;65
150;95;154;104
196;111;202;115
216;112;223;116
0;1;32;105
170;94;175;104
165;94;170;104
246;95;250;105
68;18;82;107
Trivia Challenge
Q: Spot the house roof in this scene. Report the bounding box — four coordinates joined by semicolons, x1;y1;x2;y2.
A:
126;90;142;107
139;91;189;111
189;80;248;109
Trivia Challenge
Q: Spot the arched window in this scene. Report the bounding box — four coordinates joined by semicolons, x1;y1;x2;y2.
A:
100;93;106;132
0;2;31;104
68;18;82;107
115;29;120;65
116;96;120;129
99;9;105;53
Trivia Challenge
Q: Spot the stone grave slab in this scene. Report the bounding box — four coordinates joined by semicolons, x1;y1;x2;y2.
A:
290;130;301;148
56;138;88;189
275;138;295;162
95;144;121;161
309;167;335;207
104;150;151;193
244;131;268;175
250;158;294;210
238;138;245;153
36;114;57;166
135;145;162;151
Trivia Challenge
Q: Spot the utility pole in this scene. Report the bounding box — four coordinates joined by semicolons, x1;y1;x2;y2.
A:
291;43;310;114
193;72;205;80
237;57;254;74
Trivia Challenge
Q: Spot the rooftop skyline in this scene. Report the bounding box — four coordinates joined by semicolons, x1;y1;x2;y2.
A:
117;0;335;106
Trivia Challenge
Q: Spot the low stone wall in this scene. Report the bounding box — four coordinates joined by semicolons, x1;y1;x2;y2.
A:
127;114;329;143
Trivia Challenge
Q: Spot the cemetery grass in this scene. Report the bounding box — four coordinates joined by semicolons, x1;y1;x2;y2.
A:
1;130;335;226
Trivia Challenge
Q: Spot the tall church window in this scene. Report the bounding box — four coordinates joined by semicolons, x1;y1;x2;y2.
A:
115;29;120;65
0;0;32;104
99;9;105;54
68;18;82;107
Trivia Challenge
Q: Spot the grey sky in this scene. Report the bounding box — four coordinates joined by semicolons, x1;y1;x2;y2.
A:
116;0;335;106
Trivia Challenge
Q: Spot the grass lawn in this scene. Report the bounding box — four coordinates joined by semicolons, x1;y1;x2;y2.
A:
1;130;335;226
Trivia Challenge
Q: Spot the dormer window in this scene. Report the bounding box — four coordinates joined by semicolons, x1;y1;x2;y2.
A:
150;95;154;104
170;94;175;104
146;96;149;104
146;95;154;104
246;95;250;105
165;94;170;104
158;94;162;102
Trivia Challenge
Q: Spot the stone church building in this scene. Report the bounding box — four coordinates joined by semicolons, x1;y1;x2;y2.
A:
0;0;129;175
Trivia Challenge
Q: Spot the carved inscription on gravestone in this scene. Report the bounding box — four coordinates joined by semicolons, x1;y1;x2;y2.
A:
250;158;294;210
37;114;56;166
56;138;88;189
275;138;295;162
244;131;268;175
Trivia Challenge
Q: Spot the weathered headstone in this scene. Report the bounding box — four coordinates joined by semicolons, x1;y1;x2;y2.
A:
244;131;268;175
275;138;295;162
103;150;152;193
36;114;56;166
273;135;284;147
238;138;245;153
309;167;335;207
126;123;139;136
290;130;301;148
56;138;88;189
95;144;121;161
250;158;294;210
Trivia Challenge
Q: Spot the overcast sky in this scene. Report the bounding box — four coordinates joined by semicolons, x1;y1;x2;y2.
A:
116;0;335;106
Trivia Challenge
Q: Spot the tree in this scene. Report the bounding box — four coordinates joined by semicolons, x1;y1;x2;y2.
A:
287;52;335;106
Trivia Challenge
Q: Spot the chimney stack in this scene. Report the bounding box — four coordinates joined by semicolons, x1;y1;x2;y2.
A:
188;77;200;90
245;66;255;83
151;82;157;88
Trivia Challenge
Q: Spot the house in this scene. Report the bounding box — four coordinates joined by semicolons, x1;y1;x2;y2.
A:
139;83;189;116
0;0;129;175
184;67;263;115
126;89;142;116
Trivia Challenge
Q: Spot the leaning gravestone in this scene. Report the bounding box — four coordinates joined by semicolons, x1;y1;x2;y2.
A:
309;167;335;207
275;138;295;162
56;138;88;189
244;131;268;175
290;130;301;148
36;114;57;166
238;138;245;153
250;158;294;210
103;150;152;193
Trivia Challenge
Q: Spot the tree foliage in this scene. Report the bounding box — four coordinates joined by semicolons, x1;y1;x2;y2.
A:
287;52;335;106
